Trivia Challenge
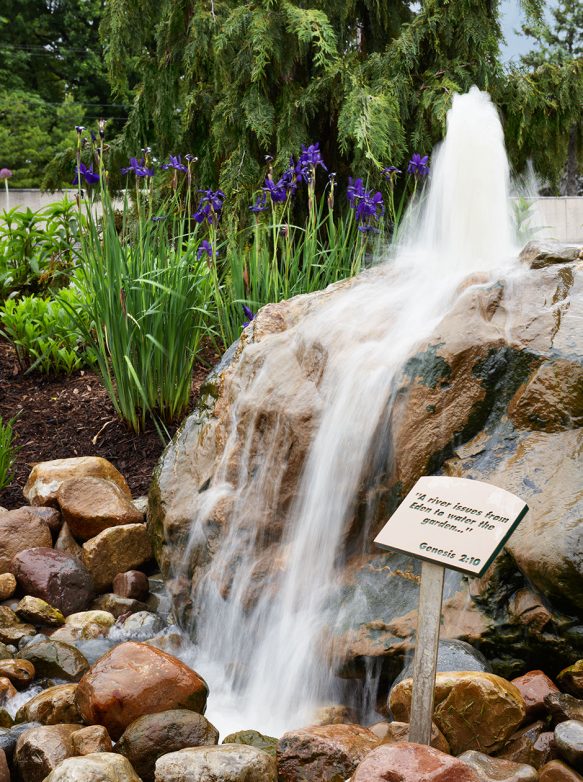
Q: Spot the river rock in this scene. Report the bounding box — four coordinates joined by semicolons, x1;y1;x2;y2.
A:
16;684;81;725
0;575;16;601
0;678;16;707
222;730;278;756
57;477;144;540
391;640;491;692
24;456;131;507
539;760;583;781
558;663;583;698
459;750;538;781
14;723;78;782
50;610;115;642
82;525;152;592
312;704;357;726
55;522;84;560
0;508;52;572
0;721;41;762
91;593;150;617
44;752;141;781
519;241;583;269
546;694;583;724
0;658;34;689
17;639;89;681
378;721;450;753
15;596;65;627
11;548;94;615
71;725;112;754
555;721;583;770
0;606;35;645
390;671;526;754
277;723;380;782
76;641;208;739
154;744;277;782
351;742;481;782
511;670;559;720
0;749;7;782
115;709;219;781
28;506;63;538
113;570;149;601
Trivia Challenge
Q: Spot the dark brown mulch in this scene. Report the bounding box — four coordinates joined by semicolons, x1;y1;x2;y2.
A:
0;339;219;510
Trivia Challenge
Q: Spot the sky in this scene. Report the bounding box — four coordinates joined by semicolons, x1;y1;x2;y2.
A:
499;0;555;63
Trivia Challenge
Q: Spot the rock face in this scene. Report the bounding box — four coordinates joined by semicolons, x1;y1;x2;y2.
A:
0;508;52;572
82;524;152;592
149;256;583;680
154;744;277;782
12;548;94;615
24;456;131;507
75;642;209;739
351;742;481;782
57;476;144;540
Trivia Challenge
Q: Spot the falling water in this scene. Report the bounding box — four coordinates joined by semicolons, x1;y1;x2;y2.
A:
179;87;518;736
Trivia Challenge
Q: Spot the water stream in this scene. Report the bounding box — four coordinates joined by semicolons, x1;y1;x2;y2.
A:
179;86;520;737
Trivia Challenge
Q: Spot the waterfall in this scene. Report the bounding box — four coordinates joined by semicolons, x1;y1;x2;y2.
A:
179;87;518;736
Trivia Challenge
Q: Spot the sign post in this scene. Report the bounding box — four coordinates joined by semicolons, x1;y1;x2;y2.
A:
374;476;528;745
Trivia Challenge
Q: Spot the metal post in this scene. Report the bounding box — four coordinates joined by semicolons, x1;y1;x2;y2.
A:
408;560;445;744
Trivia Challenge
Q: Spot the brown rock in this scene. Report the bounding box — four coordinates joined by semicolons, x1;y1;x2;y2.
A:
512;670;559;720
57;477;144;541
154;745;277;782
17;639;89;681
390;672;526;755
24;456;131;507
50;610;115;643
0;606;35;645
0;748;8;782
28;506;63;538
71;724;112;754
0;678;17;706
546;693;583;724
352;742;481;782
277;723;380;782
508;360;583;432
497;721;554;769
91;593;150;618
459;750;538;781
311;705;357;726
15;595;65;627
0;575;16;601
82;525;152;592
15;683;81;725
14;723;79;782
519;241;583;269
539;759;583;781
0;508;52;572
43;752;141;781
379;721;450;753
558;662;583;699
0;659;35;689
115;709;218;781
55;522;84;560
11;547;94;615
113;570;149;601
75;641;209;739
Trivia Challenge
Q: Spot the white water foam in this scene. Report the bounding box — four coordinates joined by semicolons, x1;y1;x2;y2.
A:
179;86;519;737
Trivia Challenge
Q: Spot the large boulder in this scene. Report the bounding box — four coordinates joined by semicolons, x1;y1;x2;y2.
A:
351;742;481;782
14;723;79;782
154;744;277;782
82;525;152;592
75;642;208;739
0;509;52;572
43;752;140;781
24;456;131;507
17;639;90;681
15;684;82;725
57;476;144;540
11;548;94;615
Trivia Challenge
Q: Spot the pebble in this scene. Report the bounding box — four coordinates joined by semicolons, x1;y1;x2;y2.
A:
555;721;583;770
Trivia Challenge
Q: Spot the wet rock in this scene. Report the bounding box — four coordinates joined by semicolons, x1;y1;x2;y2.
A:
390;640;491;693
222;730;278;756
378;721;450;753
15;684;81;725
0;678;16;707
115;709;219;781
539;760;583;781
76;641;208;739
113;570;149;601
82;525;152;592
558;662;583;699
114;610;164;638
57;477;144;541
351;742;481;782
55;522;84;560
24;456;131;507
43;752;141;781
11;548;94;615
0;575;16;601
494;721;549;768
459;750;538;781
0;508;52;572
519;241;582;269
14;723;78;782
71;725;112;754
0;647;11;663
50;610;115;642
154;744;277;782
0;749;7;782
0;712;11;729
0;607;35;645
91;594;150;618
0;721;41;762
15;596;65;627
0;658;34;689
390;671;526;754
511;670;559;720
311;704;357;726
277;723;380;782
17;639;89;681
555;721;583;770
546;693;583;724
28;506;63;538
508;359;583;432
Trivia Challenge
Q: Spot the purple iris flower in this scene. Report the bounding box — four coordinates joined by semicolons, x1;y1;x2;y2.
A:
193;188;225;224
185;154;198;163
296;143;327;181
73;162;100;186
197;239;214;260
75;126;85;134
242;305;255;328
347;177;384;230
121;157;155;177
161;154;188;173
346;177;366;206
407;153;430;178
382;166;401;180
151;216;167;222
262;177;287;203
249;193;269;213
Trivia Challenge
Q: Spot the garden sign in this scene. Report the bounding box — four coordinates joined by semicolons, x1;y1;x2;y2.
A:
374;476;528;744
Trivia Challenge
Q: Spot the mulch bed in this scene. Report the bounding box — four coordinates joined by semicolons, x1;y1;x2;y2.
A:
0;339;219;509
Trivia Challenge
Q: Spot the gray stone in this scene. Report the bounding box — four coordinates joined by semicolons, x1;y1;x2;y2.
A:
43;752;141;781
519;241;583;269
555;721;583;770
459;749;538;781
154;744;277;781
17;639;89;681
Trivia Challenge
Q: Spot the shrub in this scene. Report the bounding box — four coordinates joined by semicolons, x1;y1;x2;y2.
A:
0;416;18;491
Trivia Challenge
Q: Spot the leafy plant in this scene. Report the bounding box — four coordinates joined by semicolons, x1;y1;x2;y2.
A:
0;288;95;374
0;415;19;491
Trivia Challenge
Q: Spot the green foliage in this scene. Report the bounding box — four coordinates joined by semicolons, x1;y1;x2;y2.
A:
0;288;96;374
0;198;81;297
520;0;582;67
0;415;18;492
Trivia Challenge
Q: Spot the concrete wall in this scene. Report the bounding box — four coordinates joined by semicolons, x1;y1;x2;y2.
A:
0;189;78;212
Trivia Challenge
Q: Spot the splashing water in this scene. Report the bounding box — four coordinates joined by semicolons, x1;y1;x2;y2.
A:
178;87;518;737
